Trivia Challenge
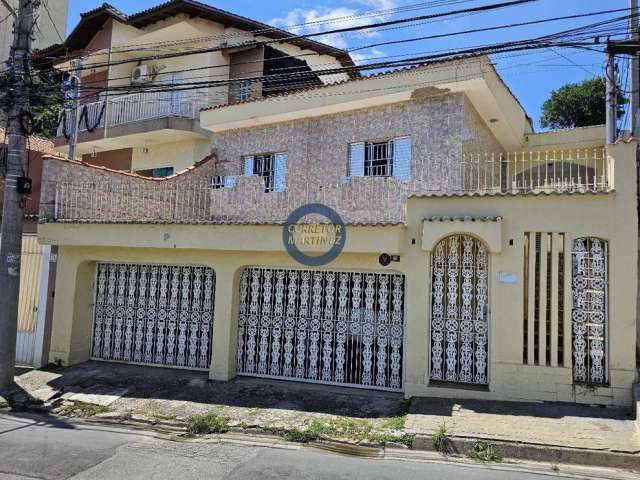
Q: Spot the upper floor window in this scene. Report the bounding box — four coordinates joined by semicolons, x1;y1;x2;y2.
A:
238;81;252;102
348;137;412;183
243;153;288;193
364;140;394;177
136;166;174;178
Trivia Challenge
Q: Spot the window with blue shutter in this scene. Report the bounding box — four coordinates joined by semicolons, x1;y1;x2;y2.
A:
392;136;412;182
274;153;288;192
244;156;254;176
241;153;282;192
349;142;365;177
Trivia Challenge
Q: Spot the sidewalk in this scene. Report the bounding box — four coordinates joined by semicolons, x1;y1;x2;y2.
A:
3;362;639;468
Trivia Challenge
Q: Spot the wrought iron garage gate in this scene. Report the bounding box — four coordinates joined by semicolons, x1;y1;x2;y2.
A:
91;263;215;370
429;235;489;385
236;268;406;391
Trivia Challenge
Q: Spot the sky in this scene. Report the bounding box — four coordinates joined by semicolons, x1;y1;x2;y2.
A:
65;0;629;131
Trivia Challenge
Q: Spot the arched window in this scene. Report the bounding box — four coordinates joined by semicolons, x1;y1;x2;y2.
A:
572;238;608;385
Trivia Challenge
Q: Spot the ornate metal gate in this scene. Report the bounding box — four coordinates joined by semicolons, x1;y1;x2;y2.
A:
91;263;215;370
236;267;405;391
429;235;489;384
572;238;608;385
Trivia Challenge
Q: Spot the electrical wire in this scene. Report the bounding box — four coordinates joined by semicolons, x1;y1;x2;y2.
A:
66;7;633;91
46;0;540;74
48;0;481;60
41;0;64;44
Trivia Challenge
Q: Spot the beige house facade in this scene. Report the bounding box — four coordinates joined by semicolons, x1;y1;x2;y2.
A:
36;54;639;408
48;1;353;174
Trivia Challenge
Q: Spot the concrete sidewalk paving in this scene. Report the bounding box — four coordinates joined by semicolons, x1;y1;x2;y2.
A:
407;397;640;454
3;362;639;468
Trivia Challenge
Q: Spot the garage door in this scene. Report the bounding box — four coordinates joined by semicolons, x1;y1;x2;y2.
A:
236;267;405;391
91;263;215;370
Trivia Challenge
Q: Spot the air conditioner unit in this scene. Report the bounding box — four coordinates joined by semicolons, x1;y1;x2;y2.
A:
131;64;151;83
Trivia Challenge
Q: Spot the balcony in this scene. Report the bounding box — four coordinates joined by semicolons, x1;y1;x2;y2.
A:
56;91;212;139
40;148;612;226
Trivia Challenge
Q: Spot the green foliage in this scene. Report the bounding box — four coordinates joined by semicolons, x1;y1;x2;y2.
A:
186;412;230;435
432;422;452;454
540;76;626;130
468;441;503;463
60;401;110;417
382;414;406;430
269;418;414;446
0;66;65;138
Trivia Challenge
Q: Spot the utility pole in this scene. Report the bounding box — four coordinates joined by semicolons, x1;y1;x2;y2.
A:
67;58;82;160
631;0;639;137
0;0;35;388
605;46;617;145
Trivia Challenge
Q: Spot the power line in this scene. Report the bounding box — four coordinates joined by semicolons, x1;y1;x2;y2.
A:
41;0;64;44
60;7;634;94
48;0;540;74
45;0;480;60
348;8;633;51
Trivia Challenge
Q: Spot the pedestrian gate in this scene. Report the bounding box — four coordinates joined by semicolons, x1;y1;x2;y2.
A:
236;267;406;391
429;235;489;385
15;235;45;365
91;263;215;370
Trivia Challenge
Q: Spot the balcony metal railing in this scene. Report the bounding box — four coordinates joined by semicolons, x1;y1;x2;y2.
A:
56;91;211;138
47;149;611;225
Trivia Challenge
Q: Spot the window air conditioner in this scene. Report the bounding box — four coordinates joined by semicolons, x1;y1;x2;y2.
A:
131;64;151;84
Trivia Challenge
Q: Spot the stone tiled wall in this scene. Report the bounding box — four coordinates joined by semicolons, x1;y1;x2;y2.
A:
211;93;471;196
41;93;505;223
39;157;219;221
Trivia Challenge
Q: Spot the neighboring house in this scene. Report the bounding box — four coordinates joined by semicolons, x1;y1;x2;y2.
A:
0;128;59;367
0;0;68;63
37;55;638;407
44;0;355;175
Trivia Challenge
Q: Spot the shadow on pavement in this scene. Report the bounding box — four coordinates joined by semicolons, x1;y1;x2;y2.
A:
12;361;633;422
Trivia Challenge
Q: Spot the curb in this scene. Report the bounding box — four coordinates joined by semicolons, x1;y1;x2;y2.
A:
87;413;639;471
412;435;640;470
3;405;639;471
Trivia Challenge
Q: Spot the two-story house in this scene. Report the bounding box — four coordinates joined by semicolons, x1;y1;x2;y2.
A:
44;0;355;176
37;49;638;408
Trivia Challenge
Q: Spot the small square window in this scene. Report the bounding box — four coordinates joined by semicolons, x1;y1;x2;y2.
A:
364;140;393;177
252;154;275;192
210;175;225;189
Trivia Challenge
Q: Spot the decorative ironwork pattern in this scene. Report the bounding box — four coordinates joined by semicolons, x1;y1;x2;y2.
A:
236;267;405;391
572;238;608;385
430;235;489;385
91;263;215;370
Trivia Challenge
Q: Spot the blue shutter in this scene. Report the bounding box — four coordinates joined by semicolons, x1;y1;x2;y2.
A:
349;142;365;177
224;175;237;188
274;153;288;192
393;137;411;182
244;156;254;176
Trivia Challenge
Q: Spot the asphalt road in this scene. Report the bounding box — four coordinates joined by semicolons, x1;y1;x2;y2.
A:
0;412;625;480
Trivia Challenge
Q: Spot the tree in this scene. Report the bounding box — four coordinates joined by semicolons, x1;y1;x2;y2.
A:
0;65;64;138
540;76;626;130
